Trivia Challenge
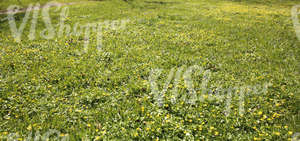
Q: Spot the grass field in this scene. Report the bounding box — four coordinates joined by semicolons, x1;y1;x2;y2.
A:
0;0;299;140
0;0;89;11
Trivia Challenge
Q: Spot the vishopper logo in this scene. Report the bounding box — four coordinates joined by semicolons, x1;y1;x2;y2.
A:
1;129;69;141
5;2;129;54
149;65;211;106
149;65;272;116
292;132;300;141
292;5;300;41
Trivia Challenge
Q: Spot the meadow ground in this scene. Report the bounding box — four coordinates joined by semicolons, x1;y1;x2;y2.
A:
0;0;299;140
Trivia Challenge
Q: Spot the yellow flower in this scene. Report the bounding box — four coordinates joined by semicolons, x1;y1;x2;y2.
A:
60;133;66;137
272;113;280;118
288;131;293;135
27;125;32;131
261;115;267;120
141;106;144;112
198;125;203;131
95;136;101;140
259;133;264;136
166;114;170;119
157;128;161;131
274;132;280;136
87;124;91;128
258;111;263;115
254;137;261;140
214;131;219;136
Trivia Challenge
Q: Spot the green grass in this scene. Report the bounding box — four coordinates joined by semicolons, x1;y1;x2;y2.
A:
0;0;299;140
0;0;89;11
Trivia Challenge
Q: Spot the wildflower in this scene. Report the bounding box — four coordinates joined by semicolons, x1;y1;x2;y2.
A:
198;125;203;131
27;125;32;131
254;137;261;140
272;113;280;118
273;132;280;136
214;131;219;136
157;128;161;131
261;115;267;120
60;133;66;137
164;104;169;108
141;106;144;112
87;124;91;128
95;136;101;140
288;131;293;135
166;114;170;119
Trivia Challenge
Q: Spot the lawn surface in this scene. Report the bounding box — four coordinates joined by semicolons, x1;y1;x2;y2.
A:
0;0;89;11
0;0;299;140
